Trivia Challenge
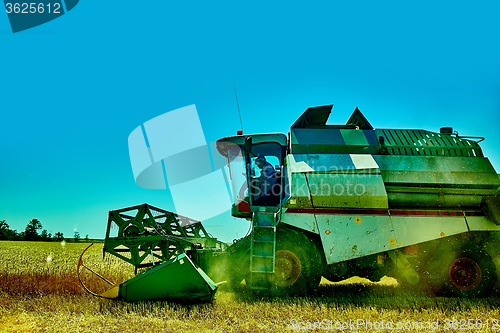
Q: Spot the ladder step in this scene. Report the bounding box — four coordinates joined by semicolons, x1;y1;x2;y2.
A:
251;267;273;273
253;228;275;242
252;243;274;257
250;211;277;288
252;265;274;273
252;256;274;262
253;212;275;227
251;257;274;272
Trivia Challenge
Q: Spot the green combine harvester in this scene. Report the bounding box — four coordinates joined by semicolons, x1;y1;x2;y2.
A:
79;105;500;300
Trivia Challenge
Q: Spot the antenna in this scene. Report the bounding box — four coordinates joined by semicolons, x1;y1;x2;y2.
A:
234;86;244;132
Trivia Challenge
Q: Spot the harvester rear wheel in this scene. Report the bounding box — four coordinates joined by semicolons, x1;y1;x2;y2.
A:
426;243;497;298
268;230;322;295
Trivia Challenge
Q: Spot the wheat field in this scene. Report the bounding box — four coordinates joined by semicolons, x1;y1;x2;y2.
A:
1;241;500;332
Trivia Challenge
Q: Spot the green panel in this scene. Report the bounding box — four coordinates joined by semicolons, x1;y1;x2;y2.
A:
340;129;369;146
290;128;379;154
306;173;388;209
284;173;313;208
291;128;344;146
292;154;357;172
387;193;483;208
119;253;217;302
317;214;473;265
282;155;312;209
280;212;319;234
373;155;500;190
284;153;388;209
466;216;500;231
375;155;453;183
391;216;468;247
316;215;395;264
290;154;380;173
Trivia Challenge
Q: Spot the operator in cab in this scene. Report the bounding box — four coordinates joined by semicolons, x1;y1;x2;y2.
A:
254;154;278;206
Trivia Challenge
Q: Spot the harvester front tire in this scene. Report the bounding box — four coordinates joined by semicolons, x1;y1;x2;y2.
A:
226;237;251;290
268;230;322;295
426;243;497;298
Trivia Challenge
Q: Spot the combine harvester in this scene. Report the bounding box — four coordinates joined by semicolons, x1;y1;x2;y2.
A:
79;105;500;300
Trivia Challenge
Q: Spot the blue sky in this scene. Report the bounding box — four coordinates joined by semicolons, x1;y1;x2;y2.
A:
1;1;499;242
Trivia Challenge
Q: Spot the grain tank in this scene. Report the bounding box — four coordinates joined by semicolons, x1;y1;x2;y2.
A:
216;104;500;297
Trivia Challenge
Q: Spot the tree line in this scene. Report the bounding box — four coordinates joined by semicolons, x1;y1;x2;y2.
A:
0;219;87;241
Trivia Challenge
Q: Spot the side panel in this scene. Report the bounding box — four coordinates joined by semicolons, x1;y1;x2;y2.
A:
316;213;471;265
284;173;313;208
466;216;500;231
280;213;319;234
391;216;468;246
316;214;395;265
373;155;500;190
282;153;389;210
290;128;379;154
307;173;388;209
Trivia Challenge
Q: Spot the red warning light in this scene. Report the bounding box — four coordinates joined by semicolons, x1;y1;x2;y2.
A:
237;130;243;135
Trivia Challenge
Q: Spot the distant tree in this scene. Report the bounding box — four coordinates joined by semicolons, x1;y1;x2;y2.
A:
0;220;17;240
54;232;64;241
11;231;22;240
85;234;89;241
24;219;42;241
0;220;9;239
74;231;80;241
40;229;51;241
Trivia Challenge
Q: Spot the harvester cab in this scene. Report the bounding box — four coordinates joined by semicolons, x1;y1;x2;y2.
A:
218;133;287;217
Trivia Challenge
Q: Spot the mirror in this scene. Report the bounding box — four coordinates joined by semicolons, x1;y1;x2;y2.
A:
244;136;252;154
